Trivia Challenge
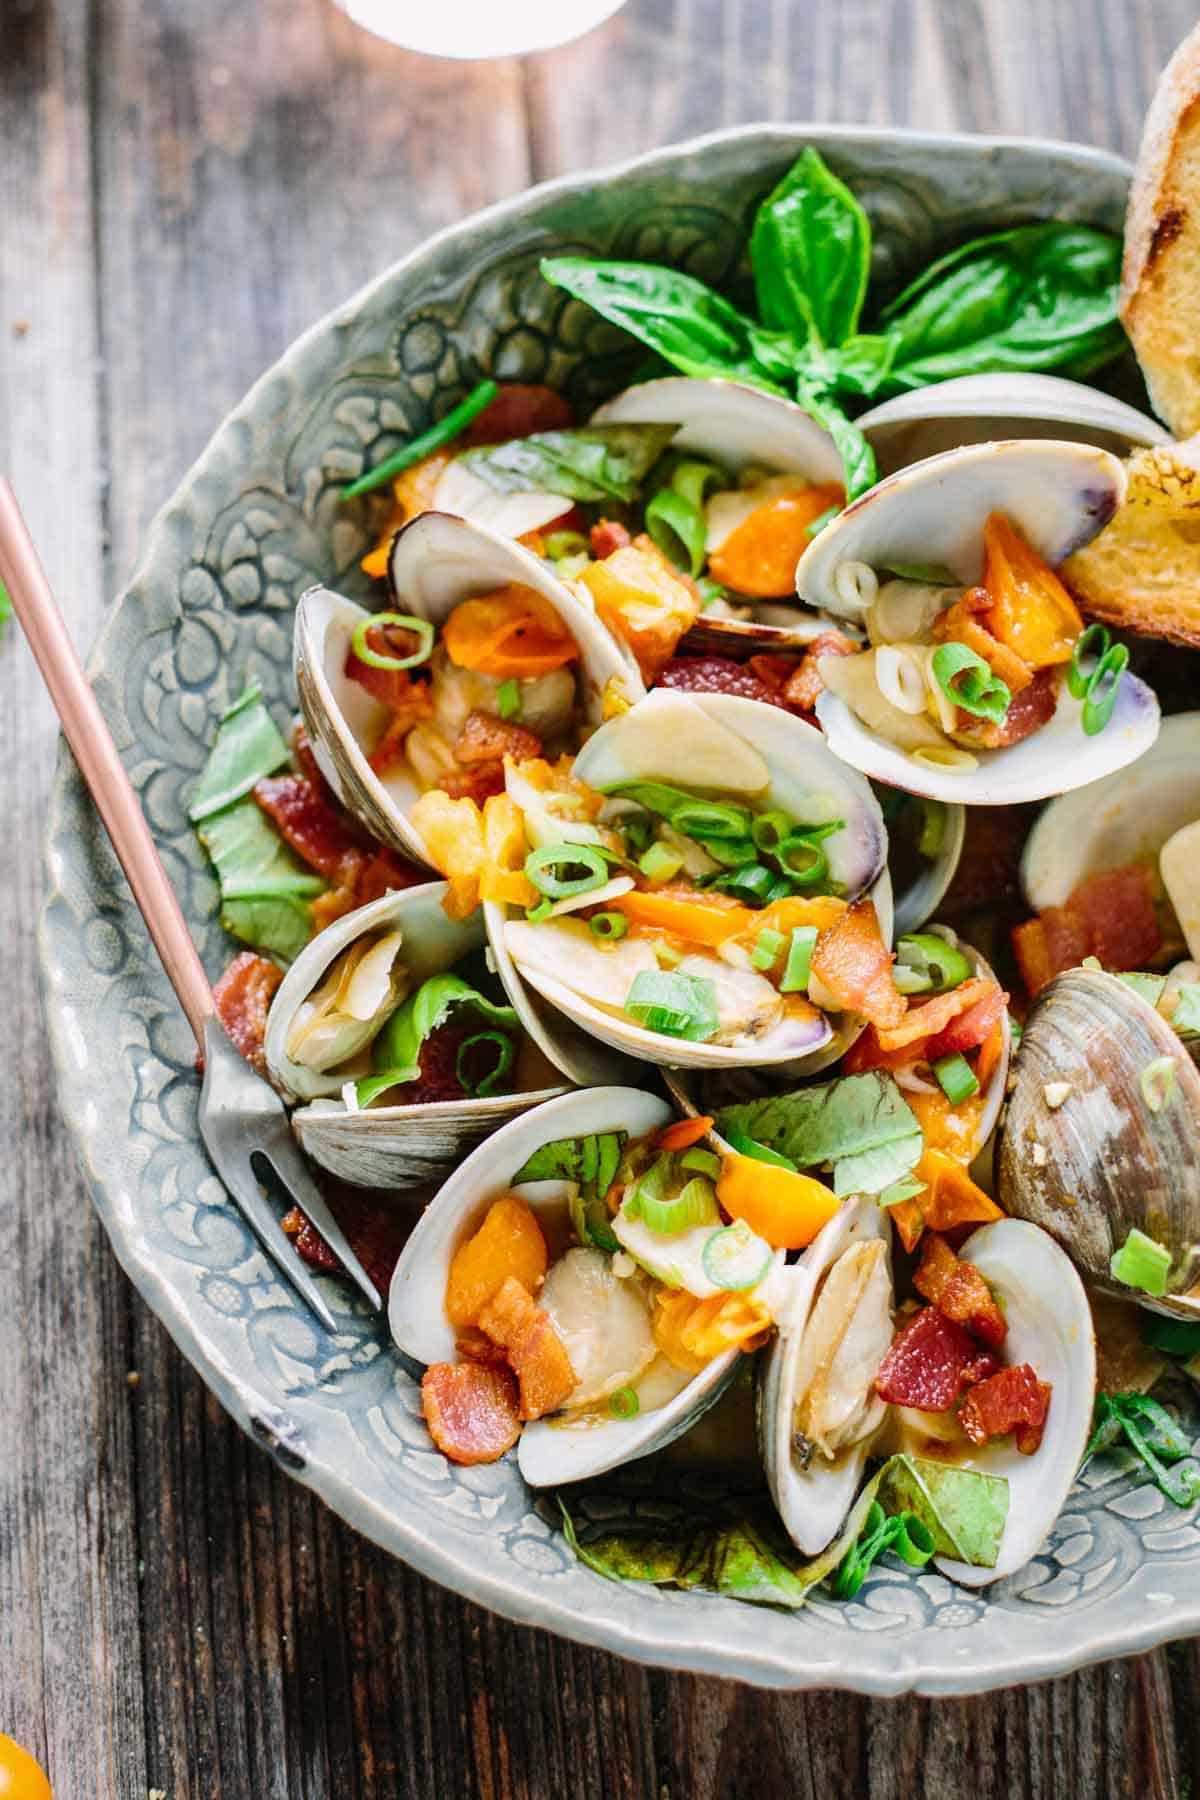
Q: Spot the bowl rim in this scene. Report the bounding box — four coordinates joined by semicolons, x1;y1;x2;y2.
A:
43;120;1189;1698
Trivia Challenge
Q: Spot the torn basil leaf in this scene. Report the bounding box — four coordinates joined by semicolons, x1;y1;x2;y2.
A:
197;798;325;963
512;1130;626;1252
717;1072;924;1196
877;1454;1009;1568
455;421;679;505
189;680;291;821
354;972;518;1107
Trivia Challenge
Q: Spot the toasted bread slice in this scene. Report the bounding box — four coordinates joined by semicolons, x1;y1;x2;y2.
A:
1061;438;1200;647
1121;24;1200;435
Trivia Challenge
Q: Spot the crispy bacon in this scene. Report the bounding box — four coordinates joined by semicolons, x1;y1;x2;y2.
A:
291;721;333;799
921;984;1008;1060
1012;905;1090;996
477;1276;576;1420
590;518;632;559
958;664;1059;750
783;631;859;711
464;383;572;446
958;1364;1052;1453
213;952;283;1076
437;764;509;805
874;1306;999;1411
253;773;367;887
453;709;542;767
421;1361;522;1465
355;847;426;906
914;1234;1007;1349
1012;859;1163;996
874;977;995;1054
809;898;906;1030
308;886;358;933
281;1180;414;1297
933;586;1034;695
658;655;790;708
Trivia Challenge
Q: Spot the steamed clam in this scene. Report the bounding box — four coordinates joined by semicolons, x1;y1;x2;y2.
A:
264;881;567;1186
997;966;1200;1318
860;373;1168;478
794;439;1161;804
293;511;644;866
490;687;891;1074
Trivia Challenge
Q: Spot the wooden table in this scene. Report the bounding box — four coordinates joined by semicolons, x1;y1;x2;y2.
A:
2;1;1197;1793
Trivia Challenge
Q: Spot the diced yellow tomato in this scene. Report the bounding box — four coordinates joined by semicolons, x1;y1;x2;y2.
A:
443;586;579;678
574;536;699;683
652;1287;774;1373
716;1152;840;1251
981;512;1083;668
445;1196;549;1328
479;793;537;909
410;790;486;919
708;482;844;597
607;886;755;948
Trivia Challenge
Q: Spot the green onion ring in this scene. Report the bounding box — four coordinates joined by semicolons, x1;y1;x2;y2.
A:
456;1030;515;1098
350;612;435;672
777;834;829;887
929;642;1011;725
524;843;610;899
1067;621;1111;700
1081;642;1129;736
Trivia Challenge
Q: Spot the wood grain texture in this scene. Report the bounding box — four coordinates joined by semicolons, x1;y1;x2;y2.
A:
2;1;1198;1796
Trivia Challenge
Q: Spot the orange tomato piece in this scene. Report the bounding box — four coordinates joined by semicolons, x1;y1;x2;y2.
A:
656;1115;714;1152
442;585;579;678
607;887;755;948
575;537;700;683
445;1195;549;1329
752;893;848;943
708;482;844;597
0;1735;52;1800
652;1287;774;1373
716;1152;840;1251
874;976;993;1053
980;512;1083;668
905;1088;984;1162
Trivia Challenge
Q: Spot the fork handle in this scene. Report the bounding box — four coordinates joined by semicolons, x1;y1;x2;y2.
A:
0;479;214;1046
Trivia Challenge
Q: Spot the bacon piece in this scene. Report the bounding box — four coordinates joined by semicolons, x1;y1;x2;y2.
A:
1011;905;1090;995
437;763;508;805
477;1276;576;1420
958;1364;1052;1453
456;1328;511;1369
590;518;632;559
308;886;358;933
453;709;542;767
1068;862;1162;970
783;631;860;711
809;898;906;1030
281;1179;414;1296
874;1306;999;1411
746;652;801;700
253;773;367;886
421;1361;522;1465
213;952;283;1075
957;664;1059;750
355;847;426;906
345;625;436;712
933;586;1034;695
919;983;1008;1061
658;655;789;708
463;383;572;446
914;1233;1007;1349
874;977;995;1054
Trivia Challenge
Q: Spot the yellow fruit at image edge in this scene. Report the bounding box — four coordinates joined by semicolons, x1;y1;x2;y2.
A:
0;1734;52;1800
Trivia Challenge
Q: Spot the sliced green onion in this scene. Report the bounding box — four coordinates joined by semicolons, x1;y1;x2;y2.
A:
722;1127;799;1172
776;834;829;888
350;612;435;671
933;1052;980;1105
765;875;798;905
882;561;958;584
751;927;787;971
679;1147;721;1179
893;965;934;996
1081;642;1129;735
804;503;841;540
704;837;759;869
930;642;1011;725
711;863;777;905
624;970;719;1041
638;842;685;884
917;800;947;859
1084;1392;1200;1507
609;1386;640;1419
525;842;610;898
619;813;655;856
496;677;522;720
544;529;590;561
833;1502;936;1600
701;1220;772;1291
1067;622;1111;700
456;1030;515;1097
601;780;751;842
525;897;553;923
645;485;706;577
750;810;794;857
1140;1055;1177;1115
1110;1227;1172;1298
780;926;818;994
1172;985;1200;1035
894;933;972;995
342;377;498;499
589;910;629;940
633;1171;720;1235
1141;1315;1200;1358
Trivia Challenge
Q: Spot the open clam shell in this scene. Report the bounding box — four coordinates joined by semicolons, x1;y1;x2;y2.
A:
293;512;644;865
264;881;568;1187
593;376;848;653
930;1219;1096;1587
860;374;1168;478
388;1086;750;1484
996;967;1200;1318
758;1197;893;1556
885;794;966;937
1021;711;1200;909
493;689;890;1074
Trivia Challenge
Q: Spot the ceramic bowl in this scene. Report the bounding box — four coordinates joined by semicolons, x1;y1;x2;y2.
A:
41;124;1200;1696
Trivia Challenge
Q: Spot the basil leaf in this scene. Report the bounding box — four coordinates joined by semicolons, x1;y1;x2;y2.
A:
878;224;1125;392
878;1454;1009;1568
792;377;878;499
1170;984;1200;1039
513;1130;625;1250
455;422;679;504
823;331;899;399
750;148;871;350
189;680;291;822
355;972;517;1107
716;1072;922;1195
197;798;325;964
540;257;789;393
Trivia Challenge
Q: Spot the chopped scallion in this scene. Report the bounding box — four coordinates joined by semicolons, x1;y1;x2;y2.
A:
722;1127;799;1172
624;970;718;1041
751;927;787;970
780;925;818;994
496;677;522;720
525;842;610;899
589;910;629;940
645;485;707;577
350;612;435;671
609;1386;640;1419
700;1220;772;1291
933;1052;979;1105
930;642;1011;725
638;841;685;884
711;863;777;905
1081;642;1129;735
1141;1315;1200;1358
455;1030;514;1097
543;529;590;561
1110;1227;1172;1298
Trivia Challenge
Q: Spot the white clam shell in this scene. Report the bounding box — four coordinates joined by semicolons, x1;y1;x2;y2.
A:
593;376;848;652
758;1197;892;1557
1021;711;1200;908
933;1219;1096;1587
495;689;890;1074
264;880;567;1186
888;798;966;937
860;374;1168;477
388;1086;748;1483
293;512;644;865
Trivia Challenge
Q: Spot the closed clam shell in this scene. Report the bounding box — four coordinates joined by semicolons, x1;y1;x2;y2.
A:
293;512;644;865
388;1086;749;1484
860;374;1167;477
264;880;568;1187
997;967;1200;1318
